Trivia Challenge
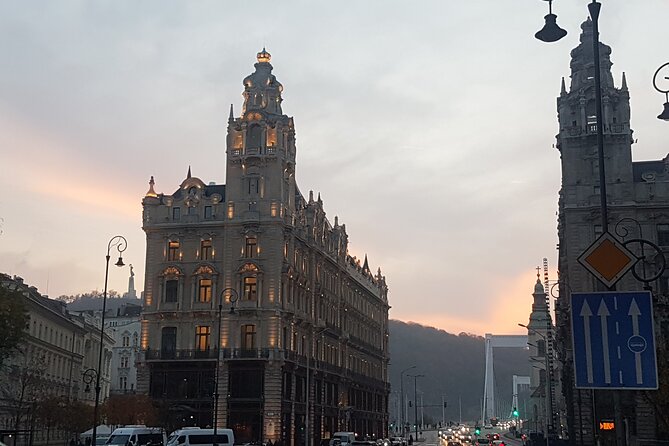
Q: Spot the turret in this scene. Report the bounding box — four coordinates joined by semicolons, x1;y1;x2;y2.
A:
225;49;298;220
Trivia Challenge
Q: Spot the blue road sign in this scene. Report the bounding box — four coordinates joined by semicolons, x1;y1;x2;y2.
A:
571;291;658;389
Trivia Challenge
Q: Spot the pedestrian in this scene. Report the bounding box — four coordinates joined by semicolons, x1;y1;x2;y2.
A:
86;437;92;446
70;438;76;446
408;435;413;446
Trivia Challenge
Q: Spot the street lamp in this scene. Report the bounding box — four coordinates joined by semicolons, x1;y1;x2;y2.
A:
400;366;416;438
83;368;97;393
92;236;127;446
214;288;239;446
653;62;669;121
407;374;424;442
535;0;567;43
519;324;551;446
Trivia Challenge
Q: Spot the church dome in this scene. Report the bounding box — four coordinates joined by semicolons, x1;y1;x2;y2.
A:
534;278;545;295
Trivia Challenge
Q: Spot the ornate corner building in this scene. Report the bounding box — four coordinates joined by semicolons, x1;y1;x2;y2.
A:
137;49;390;445
555;20;669;445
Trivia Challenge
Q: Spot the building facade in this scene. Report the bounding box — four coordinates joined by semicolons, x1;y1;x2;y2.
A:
138;49;390;445
0;274;114;446
554;19;669;445
107;302;141;395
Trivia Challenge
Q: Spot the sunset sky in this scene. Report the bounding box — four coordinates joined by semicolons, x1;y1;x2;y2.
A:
1;1;667;336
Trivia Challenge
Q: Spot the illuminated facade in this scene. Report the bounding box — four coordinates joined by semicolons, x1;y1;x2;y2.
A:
138;49;390;445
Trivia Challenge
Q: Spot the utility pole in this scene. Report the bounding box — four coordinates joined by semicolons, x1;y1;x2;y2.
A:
442;395;446;427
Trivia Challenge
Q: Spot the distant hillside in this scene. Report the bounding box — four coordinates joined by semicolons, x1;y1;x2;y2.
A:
388;320;529;423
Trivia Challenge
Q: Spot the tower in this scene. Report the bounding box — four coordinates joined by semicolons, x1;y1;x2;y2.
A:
556;18;634;210
225;48;297;220
553;17;669;446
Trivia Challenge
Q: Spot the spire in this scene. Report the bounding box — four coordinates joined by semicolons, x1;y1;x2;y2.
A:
145;176;158;197
569;17;614;91
363;254;370;272
621;72;628;91
229;103;234;121
187;166;192;179
560;77;567;96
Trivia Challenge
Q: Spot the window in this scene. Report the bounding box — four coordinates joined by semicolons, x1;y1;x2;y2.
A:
196;326;211;351
242;324;256;349
120;376;127;390
204;206;213;219
227;202;234;219
165;279;178;302
161;327;177;357
658;224;669;247
248;178;259;195
243;277;257;300
200;239;212;260
188;206;197;215
198;279;212;303
245;236;257;258
168;241;180;261
121;356;129;368
173;207;181;220
122;336;130;347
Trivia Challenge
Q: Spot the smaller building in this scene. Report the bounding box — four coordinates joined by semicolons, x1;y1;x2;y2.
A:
107;303;142;394
0;273;114;446
522;275;554;435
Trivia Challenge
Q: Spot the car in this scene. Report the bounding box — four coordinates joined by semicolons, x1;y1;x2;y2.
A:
390;437;406;446
474;439;490;446
447;442;461;446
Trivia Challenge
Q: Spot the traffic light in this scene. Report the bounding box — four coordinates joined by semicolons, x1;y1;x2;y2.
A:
444;401;448;408
475;428;481;435
512;407;519;417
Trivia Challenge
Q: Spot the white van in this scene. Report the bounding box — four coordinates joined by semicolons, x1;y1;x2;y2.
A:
166;428;234;446
106;427;167;446
329;432;355;446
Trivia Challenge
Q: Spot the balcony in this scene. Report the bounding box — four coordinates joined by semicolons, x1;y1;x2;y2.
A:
144;348;218;361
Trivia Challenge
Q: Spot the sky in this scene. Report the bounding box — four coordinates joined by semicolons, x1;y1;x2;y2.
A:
1;1;667;337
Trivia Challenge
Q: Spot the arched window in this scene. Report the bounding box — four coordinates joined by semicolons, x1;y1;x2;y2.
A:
193;265;217;304
161;266;183;303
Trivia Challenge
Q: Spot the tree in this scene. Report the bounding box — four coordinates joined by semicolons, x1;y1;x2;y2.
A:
0;354;47;446
0;285;29;366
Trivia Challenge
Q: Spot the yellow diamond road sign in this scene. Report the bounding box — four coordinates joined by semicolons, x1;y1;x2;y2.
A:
578;232;638;288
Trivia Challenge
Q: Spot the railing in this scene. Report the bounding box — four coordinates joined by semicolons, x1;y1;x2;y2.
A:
144;348;218;360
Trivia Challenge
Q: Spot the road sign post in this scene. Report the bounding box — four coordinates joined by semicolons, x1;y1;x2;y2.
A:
571;291;658;389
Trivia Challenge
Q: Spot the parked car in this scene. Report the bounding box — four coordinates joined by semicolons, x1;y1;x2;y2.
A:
106;427;166;446
167;428;234;446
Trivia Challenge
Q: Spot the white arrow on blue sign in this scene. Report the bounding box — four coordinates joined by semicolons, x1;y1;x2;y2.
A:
570;291;658;389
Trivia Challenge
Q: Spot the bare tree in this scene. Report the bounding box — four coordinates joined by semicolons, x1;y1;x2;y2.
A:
0;354;47;446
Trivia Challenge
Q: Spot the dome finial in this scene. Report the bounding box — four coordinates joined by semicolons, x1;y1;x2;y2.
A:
257;47;271;63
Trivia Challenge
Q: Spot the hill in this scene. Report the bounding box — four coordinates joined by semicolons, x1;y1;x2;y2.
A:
388;320;529;424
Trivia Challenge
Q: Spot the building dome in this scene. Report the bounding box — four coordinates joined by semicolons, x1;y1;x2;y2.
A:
534;278;545;295
257;47;271;63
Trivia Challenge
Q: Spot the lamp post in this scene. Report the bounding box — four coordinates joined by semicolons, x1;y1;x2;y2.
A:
407;374;424;442
92;236;127;446
653;62;669;121
82;368;97;393
214;288;239;446
399;366;416;438
519;323;552;446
